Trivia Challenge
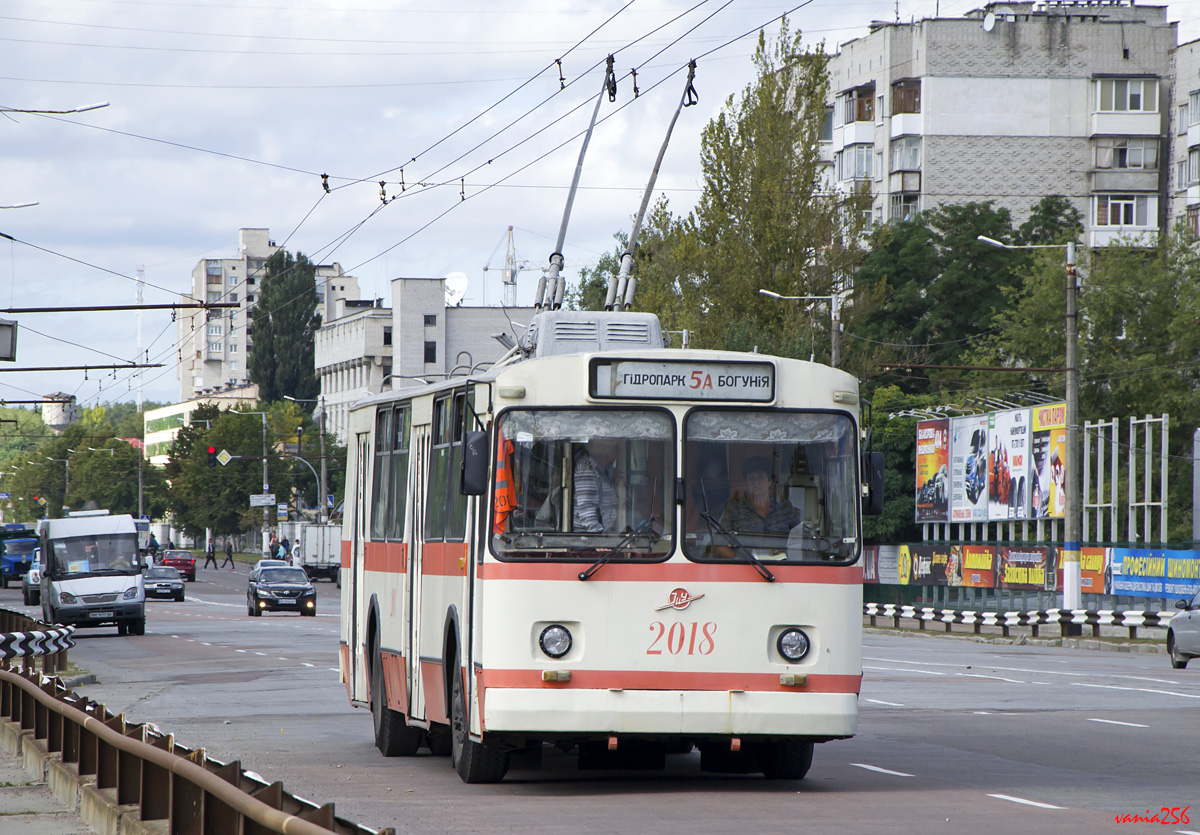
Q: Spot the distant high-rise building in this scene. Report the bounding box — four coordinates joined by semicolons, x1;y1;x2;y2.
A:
176;228;359;401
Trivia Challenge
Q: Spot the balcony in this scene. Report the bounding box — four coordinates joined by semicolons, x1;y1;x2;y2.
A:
1091;170;1158;192
1091;112;1160;137
891;113;923;138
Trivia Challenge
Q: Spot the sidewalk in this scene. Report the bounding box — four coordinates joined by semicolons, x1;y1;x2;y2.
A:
0;743;93;835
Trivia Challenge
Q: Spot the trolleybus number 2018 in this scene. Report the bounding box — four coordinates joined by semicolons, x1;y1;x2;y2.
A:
647;621;717;655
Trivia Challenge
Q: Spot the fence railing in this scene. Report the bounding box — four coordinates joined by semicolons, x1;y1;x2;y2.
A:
0;606;392;835
863;602;1174;640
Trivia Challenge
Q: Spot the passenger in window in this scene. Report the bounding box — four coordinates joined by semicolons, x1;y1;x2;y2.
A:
573;438;621;532
719;456;800;539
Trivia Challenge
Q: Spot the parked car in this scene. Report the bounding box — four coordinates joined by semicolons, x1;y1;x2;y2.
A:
1167;589;1200;669
22;557;41;606
161;549;196;581
247;566;316;616
144;566;186;602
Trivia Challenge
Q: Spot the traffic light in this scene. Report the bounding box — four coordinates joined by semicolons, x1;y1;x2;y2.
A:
207;446;217;467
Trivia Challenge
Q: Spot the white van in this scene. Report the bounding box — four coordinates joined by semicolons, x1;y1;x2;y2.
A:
38;510;147;636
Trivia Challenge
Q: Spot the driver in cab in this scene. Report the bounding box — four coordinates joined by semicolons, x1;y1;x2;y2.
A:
714;456;800;555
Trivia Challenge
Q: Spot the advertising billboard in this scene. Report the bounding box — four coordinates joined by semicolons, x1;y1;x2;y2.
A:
989;409;1031;521
950;415;989;522
915;418;950;522
1030;403;1066;519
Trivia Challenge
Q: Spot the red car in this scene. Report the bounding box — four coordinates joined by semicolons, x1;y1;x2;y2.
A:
161;549;196;582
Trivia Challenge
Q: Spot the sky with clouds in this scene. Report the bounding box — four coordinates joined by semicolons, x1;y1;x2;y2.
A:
3;0;1200;408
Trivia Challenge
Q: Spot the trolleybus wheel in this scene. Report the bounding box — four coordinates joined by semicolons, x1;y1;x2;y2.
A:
450;654;508;783
758;738;814;780
371;647;421;756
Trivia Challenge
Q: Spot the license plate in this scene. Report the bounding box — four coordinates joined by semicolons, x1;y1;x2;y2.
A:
275;599;296;605
89;611;113;619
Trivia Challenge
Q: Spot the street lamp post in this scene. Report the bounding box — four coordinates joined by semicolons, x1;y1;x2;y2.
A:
977;235;1082;614
283;395;328;524
758;289;842;367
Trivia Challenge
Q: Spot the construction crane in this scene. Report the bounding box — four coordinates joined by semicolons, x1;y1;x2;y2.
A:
483;226;596;306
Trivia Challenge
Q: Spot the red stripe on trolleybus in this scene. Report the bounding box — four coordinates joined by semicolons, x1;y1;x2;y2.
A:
363;540;406;573
421;542;469;577
341;538;350;569
479;669;862;693
477;562;862;584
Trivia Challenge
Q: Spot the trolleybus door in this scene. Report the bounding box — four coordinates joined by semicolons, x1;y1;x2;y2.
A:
350;434;368;695
407;431;428;722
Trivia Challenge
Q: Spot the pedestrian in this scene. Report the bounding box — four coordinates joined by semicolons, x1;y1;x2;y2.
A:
203;540;218;569
279;537;290;559
222;540;236;570
166;539;175;551
147;533;159;560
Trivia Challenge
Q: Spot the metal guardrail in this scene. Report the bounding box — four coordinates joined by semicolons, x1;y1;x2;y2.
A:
0;606;394;835
864;602;1175;640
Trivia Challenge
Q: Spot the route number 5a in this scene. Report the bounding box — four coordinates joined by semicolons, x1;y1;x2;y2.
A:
690;371;713;391
647;621;716;655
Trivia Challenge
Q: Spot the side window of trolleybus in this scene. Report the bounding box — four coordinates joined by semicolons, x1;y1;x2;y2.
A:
682;410;859;565
491;409;675;559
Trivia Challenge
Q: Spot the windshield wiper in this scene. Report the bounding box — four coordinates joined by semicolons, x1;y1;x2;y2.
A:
578;527;652;581
701;509;775;583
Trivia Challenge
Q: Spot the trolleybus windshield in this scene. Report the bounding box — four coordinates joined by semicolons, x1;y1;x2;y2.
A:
683;409;859;565
491;408;674;560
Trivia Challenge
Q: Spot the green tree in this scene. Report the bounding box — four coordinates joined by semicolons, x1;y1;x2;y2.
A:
1017;194;1084;245
248;250;320;402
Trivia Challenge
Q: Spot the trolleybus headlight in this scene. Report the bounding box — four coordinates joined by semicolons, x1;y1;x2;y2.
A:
539;625;573;658
777;628;810;662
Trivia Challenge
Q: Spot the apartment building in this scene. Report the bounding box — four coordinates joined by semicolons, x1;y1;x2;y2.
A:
826;1;1176;247
176;228;359;401
1169;38;1200;233
316;299;393;444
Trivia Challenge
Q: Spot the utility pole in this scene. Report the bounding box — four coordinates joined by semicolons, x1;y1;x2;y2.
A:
319;397;328;525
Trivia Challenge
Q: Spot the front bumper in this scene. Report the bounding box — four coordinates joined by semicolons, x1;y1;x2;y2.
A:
52;602;144;627
481;688;858;738
255;595;315;612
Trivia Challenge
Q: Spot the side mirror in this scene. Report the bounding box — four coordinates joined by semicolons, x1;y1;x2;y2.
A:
461;431;489;496
1176;599;1190;610
861;451;885;516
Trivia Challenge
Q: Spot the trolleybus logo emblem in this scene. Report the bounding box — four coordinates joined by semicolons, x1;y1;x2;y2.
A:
656;588;705;611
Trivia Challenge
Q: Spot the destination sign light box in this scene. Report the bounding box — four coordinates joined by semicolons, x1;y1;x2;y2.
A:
590;358;774;402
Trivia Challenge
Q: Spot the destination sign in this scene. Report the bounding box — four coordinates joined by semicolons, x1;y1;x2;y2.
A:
590;358;775;402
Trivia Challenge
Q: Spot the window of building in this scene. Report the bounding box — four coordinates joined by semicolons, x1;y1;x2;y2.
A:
1096;78;1158;113
843;143;873;180
228;361;238;372
207;291;222;303
424;341;437;363
229;343;237;353
247;276;255;286
1188;205;1200;236
1095;194;1148;226
875;94;884;124
819;107;833;142
207;341;223;353
890;193;920;221
1095;137;1157;169
1190;148;1200;185
891;136;921;171
1178;160;1188;191
383;327;392;346
841;84;875;124
1191;91;1200;126
424;314;437;326
892;79;921;114
246;294;254;303
207;324;223;336
206;260;222;276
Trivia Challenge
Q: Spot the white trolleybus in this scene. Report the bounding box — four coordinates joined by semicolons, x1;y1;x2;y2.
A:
338;309;884;783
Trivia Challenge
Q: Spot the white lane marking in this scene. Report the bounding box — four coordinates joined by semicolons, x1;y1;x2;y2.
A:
851;763;914;777
1086;718;1148;728
988;794;1065;809
235;649;247;653
327;668;340;673
863;698;904;707
302;663;315;668
863;665;945;675
957;673;1025;684
1073;682;1200;700
865;656;1184;687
